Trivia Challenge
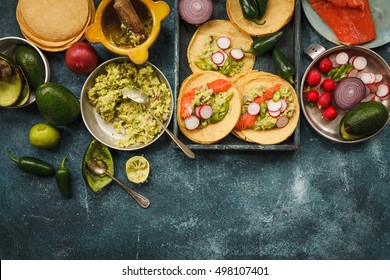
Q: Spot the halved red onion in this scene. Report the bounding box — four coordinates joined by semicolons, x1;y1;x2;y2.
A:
179;0;213;25
334;77;365;110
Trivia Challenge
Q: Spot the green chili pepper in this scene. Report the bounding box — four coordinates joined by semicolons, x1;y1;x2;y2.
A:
239;0;265;25
243;30;283;56
221;56;233;75
195;61;213;70
8;150;55;176
329;64;353;82
255;0;268;19
260;101;267;119
210;102;230;124
271;47;296;85
55;157;71;198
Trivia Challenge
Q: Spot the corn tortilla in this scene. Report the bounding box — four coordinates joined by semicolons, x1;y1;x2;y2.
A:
226;0;295;36
187;20;255;77
177;71;241;144
232;70;300;145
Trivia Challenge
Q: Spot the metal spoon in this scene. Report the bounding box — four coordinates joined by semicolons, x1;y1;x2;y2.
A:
86;157;150;208
122;87;196;159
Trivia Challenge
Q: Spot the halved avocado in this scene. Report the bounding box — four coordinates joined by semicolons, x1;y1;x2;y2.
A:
0;53;25;107
12;67;30;107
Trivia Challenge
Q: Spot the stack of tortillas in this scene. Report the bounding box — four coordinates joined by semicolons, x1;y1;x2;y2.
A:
16;0;95;52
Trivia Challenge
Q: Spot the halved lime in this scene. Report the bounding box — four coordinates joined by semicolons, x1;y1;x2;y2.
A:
125;156;150;184
29;123;60;149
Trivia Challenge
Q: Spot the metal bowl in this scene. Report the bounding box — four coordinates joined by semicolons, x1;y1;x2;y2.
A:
80;56;173;151
301;44;390;143
0;36;50;108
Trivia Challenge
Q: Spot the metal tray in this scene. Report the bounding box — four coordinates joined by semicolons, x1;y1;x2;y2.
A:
172;0;301;150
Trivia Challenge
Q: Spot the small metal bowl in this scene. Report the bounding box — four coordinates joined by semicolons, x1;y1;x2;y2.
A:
301;44;390;143
80;56;174;151
0;36;50;108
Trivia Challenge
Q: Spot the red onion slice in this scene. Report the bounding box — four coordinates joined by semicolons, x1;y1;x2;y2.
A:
334;77;365;110
179;0;213;25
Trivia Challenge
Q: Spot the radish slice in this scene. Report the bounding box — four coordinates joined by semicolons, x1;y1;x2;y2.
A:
359;72;375;84
349;56;357;64
367;83;378;94
335;52;349;65
276;116;289;128
375;74;383;83
280;99;287;112
365;85;371;96
362;93;375;102
216;50;228;66
329;53;340;67
267;100;282;112
199;104;213;119
217;36;231;50
247;102;260;115
269;109;281;118
211;51;224;65
372;95;382;102
194;106;202;118
348;68;359;78
353;56;367;70
376;84;390;98
184;116;200;130
230;48;244;60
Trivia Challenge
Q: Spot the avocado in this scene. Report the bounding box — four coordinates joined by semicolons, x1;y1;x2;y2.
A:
340;101;388;140
82;139;114;192
11;66;30;107
14;43;45;91
35;82;80;126
0;54;23;107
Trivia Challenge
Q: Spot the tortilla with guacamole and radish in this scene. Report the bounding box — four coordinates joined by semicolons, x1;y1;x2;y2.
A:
232;70;299;145
177;71;241;144
187;20;255;77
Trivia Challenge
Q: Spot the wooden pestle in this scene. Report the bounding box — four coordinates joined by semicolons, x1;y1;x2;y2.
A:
113;0;145;36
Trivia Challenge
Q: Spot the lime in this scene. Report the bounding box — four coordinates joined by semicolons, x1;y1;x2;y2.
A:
125;156;150;184
29;123;60;149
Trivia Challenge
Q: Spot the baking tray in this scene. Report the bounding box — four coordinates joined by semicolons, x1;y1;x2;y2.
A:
172;0;301;150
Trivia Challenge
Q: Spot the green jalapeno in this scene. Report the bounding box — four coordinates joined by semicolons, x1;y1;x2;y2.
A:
260;101;267;119
8;150;55;176
195;61;213;71
55;157;71;198
272;91;281;102
255;0;268;19
243;30;283;56
239;0;265;25
221;56;233;75
272;47;296;85
210;102;230;124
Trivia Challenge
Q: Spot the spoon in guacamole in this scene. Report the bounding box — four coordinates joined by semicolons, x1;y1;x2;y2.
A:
122;87;196;159
86;157;150;208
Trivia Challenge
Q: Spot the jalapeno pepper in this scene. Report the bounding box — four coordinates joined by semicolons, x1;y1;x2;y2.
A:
255;0;268;19
55;157;71;198
271;47;296;85
220;56;233;75
210;102;230;124
243;30;283;56
239;0;265;25
8;150;55;176
195;61;213;70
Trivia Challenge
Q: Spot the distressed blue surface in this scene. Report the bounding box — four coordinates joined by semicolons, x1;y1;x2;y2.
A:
1;0;390;260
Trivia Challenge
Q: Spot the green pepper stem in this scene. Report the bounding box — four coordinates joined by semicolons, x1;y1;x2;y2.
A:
7;150;18;163
286;76;295;85
242;48;254;54
252;19;266;25
60;157;67;169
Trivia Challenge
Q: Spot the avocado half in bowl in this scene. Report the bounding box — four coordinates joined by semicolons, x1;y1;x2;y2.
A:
80;56;174;151
300;44;390;143
0;36;50;108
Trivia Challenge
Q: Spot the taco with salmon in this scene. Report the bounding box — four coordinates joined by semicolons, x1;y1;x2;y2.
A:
226;0;295;36
177;71;241;144
232;70;299;145
187;20;255;78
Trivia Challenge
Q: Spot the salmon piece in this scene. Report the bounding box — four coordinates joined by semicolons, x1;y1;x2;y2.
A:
206;79;232;93
235;112;258;131
253;83;280;105
308;0;376;45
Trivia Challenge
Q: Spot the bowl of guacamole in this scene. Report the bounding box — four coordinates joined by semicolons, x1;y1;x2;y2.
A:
80;57;173;150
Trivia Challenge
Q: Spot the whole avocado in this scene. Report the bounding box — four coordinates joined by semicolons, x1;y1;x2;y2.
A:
35;82;80;126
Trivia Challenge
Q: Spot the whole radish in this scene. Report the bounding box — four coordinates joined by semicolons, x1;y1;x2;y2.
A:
317;92;332;109
321;78;335;92
306;69;322;87
305;89;319;103
322;105;338;120
319;58;333;74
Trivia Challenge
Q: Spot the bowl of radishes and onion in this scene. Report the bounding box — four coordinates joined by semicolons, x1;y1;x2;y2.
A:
301;44;390;143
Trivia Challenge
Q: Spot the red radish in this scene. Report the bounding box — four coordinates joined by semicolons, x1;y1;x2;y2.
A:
247;102;260;115
306;69;322;87
194;106;202;118
217;36;231;49
353;56;367;70
365;85;372;96
269;109;281;118
230;48;244;60
321;78;335;92
359;72;375;84
376;84;390;99
367;84;378;94
211;51;224;65
329;53;340;67
184;115;200;130
276;116;289;128
348;56;357;64
218;50;228;66
267;100;282;112
335;52;349;65
199;104;213;119
317;92;332;109
372;95;382;102
318;58;333;74
280;99;287;112
375;74;383;83
305;89;319;103
322;105;338;120
65;42;98;74
348;68;359;78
